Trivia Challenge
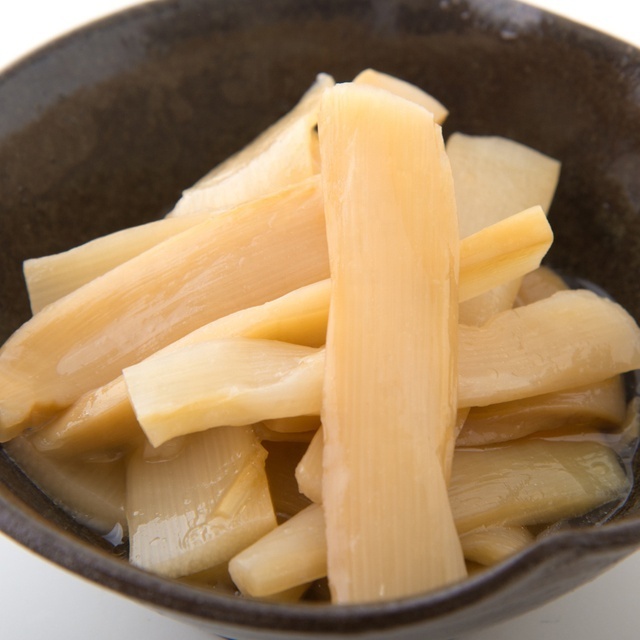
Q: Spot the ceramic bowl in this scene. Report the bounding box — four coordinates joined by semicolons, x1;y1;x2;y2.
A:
2;1;640;638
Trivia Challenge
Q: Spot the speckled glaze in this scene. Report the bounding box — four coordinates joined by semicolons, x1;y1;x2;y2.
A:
2;0;640;638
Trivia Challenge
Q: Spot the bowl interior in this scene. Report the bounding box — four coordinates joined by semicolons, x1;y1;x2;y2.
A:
2;0;640;637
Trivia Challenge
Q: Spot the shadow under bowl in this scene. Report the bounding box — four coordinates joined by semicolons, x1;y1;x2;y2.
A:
2;0;640;638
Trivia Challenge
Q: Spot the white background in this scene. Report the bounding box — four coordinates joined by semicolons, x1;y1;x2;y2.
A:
1;1;640;639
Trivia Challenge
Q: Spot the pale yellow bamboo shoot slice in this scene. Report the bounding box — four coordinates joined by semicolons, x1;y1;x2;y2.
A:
458;206;552;303
229;503;327;598
353;68;448;123
170;74;334;217
515;265;568;306
450;439;629;534
124;339;325;447
459;526;535;566
457;376;627;447
0;176;328;441
319;83;466;604
127;426;276;578
447;133;561;325
459;289;640;407
24;214;208;314
31;376;143;458
4;435;127;536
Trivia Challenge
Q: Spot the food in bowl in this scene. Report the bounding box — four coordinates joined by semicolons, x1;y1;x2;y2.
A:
0;68;638;606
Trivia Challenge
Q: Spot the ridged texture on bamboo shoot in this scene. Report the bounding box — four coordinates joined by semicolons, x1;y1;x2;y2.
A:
319;83;466;603
127;426;275;578
124;339;325;447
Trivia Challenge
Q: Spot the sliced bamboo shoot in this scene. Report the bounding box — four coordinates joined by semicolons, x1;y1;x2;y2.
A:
24;214;208;314
447;133;561;325
353;68;448;123
459;525;535;566
127;426;276;578
31;376;143;458
0;176;328;441
450;439;629;534
319;83;466;604
229;503;327;598
170;74;334;217
458;206;552;304
124;339;325;447
457;376;627;447
459;289;640;407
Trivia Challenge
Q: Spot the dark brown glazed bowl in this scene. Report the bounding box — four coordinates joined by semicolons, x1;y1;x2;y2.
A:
2;0;640;638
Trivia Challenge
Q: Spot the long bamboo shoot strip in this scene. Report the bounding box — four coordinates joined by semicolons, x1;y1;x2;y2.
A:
124;339;325;447
229;503;327;597
457;376;626;447
170;74;334;217
449;439;629;534
447;133;561;325
127;426;276;578
24;214;209;314
31;376;143;458
0;176;327;441
319;83;466;604
459;289;640;407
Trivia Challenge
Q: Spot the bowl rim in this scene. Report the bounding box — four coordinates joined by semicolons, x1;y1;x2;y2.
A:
2;0;640;635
